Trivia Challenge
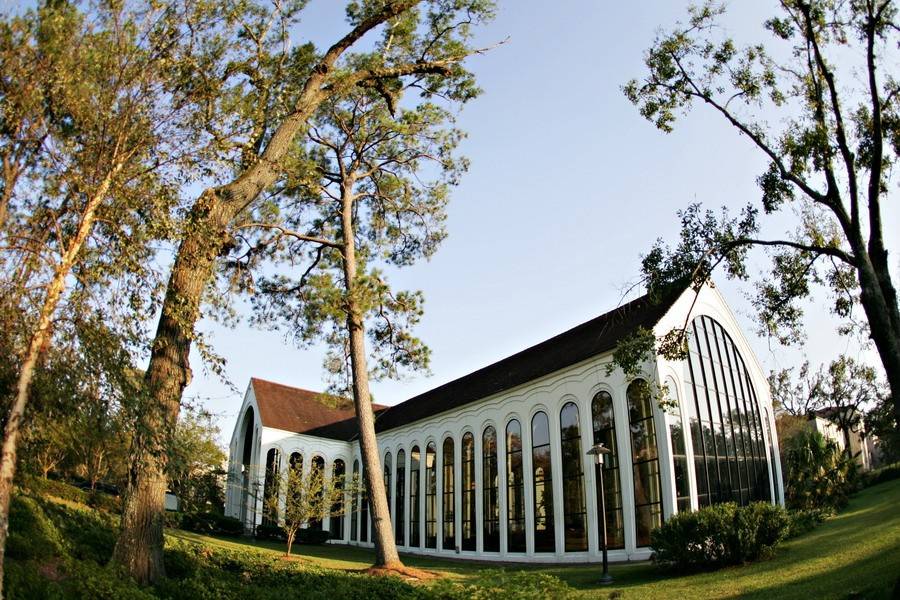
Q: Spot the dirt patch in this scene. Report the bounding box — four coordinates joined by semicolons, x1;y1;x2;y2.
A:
349;563;439;582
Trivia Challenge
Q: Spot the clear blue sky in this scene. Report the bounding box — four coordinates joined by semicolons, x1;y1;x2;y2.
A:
180;1;900;443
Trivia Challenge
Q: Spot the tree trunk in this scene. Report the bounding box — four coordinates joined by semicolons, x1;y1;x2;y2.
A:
854;255;900;428
339;187;402;569
0;167;118;600
113;190;228;584
286;531;295;556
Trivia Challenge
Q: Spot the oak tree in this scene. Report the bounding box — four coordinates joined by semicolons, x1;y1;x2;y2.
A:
623;1;900;427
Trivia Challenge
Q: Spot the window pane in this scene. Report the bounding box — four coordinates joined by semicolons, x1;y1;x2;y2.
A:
425;442;437;548
461;433;476;551
560;402;587;552
532;411;555;553
506;419;525;552
395;450;405;546
482;426;499;552
591;390;624;550
409;446;420;547
442;437;455;551
628;380;661;547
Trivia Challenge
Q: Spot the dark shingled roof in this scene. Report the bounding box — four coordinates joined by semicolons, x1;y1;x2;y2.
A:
251;289;681;441
372;290;680;433
251;378;386;439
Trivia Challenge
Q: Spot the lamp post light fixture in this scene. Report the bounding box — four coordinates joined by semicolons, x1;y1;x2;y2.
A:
587;443;613;585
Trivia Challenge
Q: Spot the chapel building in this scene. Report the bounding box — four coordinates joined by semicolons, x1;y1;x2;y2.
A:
225;282;785;562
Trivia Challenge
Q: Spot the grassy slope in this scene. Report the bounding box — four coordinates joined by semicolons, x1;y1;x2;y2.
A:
173;478;900;599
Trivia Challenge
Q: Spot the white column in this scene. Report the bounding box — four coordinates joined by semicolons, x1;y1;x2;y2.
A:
550;406;566;556
498;422;508;558
614;383;636;555
455;434;462;552
523;415;535;556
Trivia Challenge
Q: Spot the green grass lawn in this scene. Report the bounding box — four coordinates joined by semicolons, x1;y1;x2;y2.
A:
172;478;900;599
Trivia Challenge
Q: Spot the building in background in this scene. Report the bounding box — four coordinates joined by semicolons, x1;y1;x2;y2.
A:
225;282;784;563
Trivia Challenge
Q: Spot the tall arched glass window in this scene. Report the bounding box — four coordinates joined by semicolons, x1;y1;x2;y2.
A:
409;446;421;547
591;391;624;549
384;451;393;529
310;455;325;530
482;426;500;552
628;379;662;547
262;448;281;526
531;411;555;553
461;433;476;551
360;462;369;543
425;442;437;548
351;460;359;542
560;402;587;552
442;437;455;550
666;380;691;512
506;419;525;552
685;315;772;506
395;449;406;546
330;459;345;540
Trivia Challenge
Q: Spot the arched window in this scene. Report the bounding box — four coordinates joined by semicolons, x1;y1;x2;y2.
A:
482;426;500;552
685;315;772;506
505;419;525;552
560;402;587;552
262;448;281;526
666;380;691;512
461;432;476;551
591;391;624;550
310;455;325;530
531;411;555;553
628;379;662;547
330;459;345;540
395;449;406;546
425;442;437;548
409;446;421;547
384;451;393;529
360;462;369;543
442;437;455;550
351;460;359;542
289;452;302;470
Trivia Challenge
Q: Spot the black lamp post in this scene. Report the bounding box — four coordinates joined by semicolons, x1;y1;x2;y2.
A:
587;443;613;585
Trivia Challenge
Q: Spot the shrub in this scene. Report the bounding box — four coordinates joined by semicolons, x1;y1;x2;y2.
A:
786;507;832;538
651;501;791;571
254;523;286;541
858;462;900;489
87;491;122;514
783;430;858;511
21;476;89;505
180;512;243;537
297;528;330;545
6;494;65;561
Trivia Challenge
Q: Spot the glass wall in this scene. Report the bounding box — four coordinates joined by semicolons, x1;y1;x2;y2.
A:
384;452;392;531
531;411;555;553
506;419;526;552
442;437;455;550
685;315;771;506
409;446;421;547
330;459;345;540
591;391;624;549
628;379;662;547
360;462;369;543
310;455;325;530
396;449;406;545
482;426;500;552
560;402;587;551
666;380;691;512
461;433;476;551
262;448;281;526
351;460;359;542
425;442;437;548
